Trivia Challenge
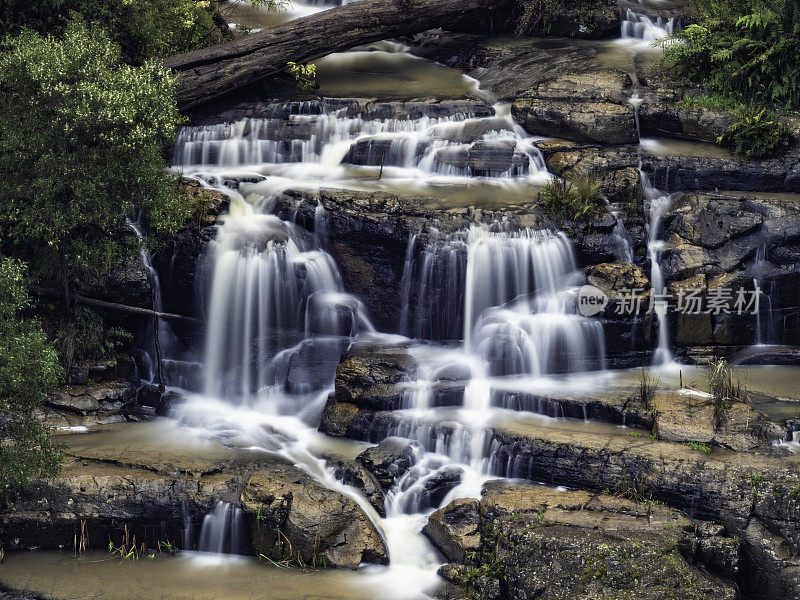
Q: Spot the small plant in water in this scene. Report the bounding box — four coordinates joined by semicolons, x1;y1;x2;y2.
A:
638;367;659;411
707;359;748;425
684;441;711;454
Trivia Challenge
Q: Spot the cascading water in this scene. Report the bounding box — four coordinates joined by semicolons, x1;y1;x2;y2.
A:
172;99;550;186
198;501;247;555
160;45;609;600
630;90;673;365
620;8;674;41
752;244;779;346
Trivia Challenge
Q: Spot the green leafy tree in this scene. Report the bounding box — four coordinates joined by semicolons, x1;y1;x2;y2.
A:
0;258;63;497
0;20;191;303
0;0;227;64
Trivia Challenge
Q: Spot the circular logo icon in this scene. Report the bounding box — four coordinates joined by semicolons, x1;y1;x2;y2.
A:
578;285;608;317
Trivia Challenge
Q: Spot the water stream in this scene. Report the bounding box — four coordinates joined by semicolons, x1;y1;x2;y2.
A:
10;5;793;599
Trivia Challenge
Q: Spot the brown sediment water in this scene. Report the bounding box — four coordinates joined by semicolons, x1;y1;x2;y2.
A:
0;551;376;600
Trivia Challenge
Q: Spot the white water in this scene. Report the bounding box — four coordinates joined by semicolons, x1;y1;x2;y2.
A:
160;47;612;600
620;8;674;41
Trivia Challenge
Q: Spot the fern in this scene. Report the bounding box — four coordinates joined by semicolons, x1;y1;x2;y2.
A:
659;0;800;108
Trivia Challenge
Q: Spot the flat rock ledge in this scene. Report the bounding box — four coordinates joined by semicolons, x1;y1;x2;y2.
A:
427;481;740;600
0;443;387;569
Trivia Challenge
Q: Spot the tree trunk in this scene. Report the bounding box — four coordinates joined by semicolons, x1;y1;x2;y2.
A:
166;0;507;111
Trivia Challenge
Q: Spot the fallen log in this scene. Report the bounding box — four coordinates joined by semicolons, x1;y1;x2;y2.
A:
167;0;507;111
30;287;202;325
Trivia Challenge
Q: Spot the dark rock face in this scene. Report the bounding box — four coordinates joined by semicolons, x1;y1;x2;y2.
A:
153;226;215;318
431;482;740;600
451;0;621;39
660;192;800;349
639;103;735;144
241;463;388;569
329;458;387;517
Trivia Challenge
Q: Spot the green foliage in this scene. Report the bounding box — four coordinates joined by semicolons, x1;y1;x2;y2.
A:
684;441;712;454
677;93;744;111
0;21;191;293
659;0;800;108
717;108;792;159
0;0;226;64
0;257;64;497
287;61;318;93
539;172;604;221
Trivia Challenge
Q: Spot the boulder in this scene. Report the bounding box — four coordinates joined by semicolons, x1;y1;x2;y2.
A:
423;498;480;563
241;463;388;568
639;103;735;144
329;458;387;517
356;437;420;490
585;262;650;299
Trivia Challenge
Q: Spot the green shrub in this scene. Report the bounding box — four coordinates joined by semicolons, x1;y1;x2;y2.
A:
717;108;792;158
660;0;800;108
0;0;227;64
539;172;604;220
0;257;64;497
0;21;190;296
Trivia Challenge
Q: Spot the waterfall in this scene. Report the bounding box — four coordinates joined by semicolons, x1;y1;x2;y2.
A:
202;206;371;400
400;232;468;341
620;8;675;41
463;226;576;345
172;101;549;183
161;48;620;600
644;186;672;365
752;244;777;345
198;501;246;555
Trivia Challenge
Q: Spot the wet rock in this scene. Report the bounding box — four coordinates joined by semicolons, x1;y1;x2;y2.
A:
356;437;420;490
319;396;361;438
453;0;620;39
401;465;464;512
283;337;350;394
639;103;735;144
153;226;216;317
0;443;269;552
328;458;387;517
642;150;800;193
344;138;425;167
585;262;650;298
241;463;388;568
424;498;480;563
513;98;636;144
179;177;229;226
697;528;740;578
447;481;739;600
653;391;786;451
333;344;417;411
43;379;135;417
